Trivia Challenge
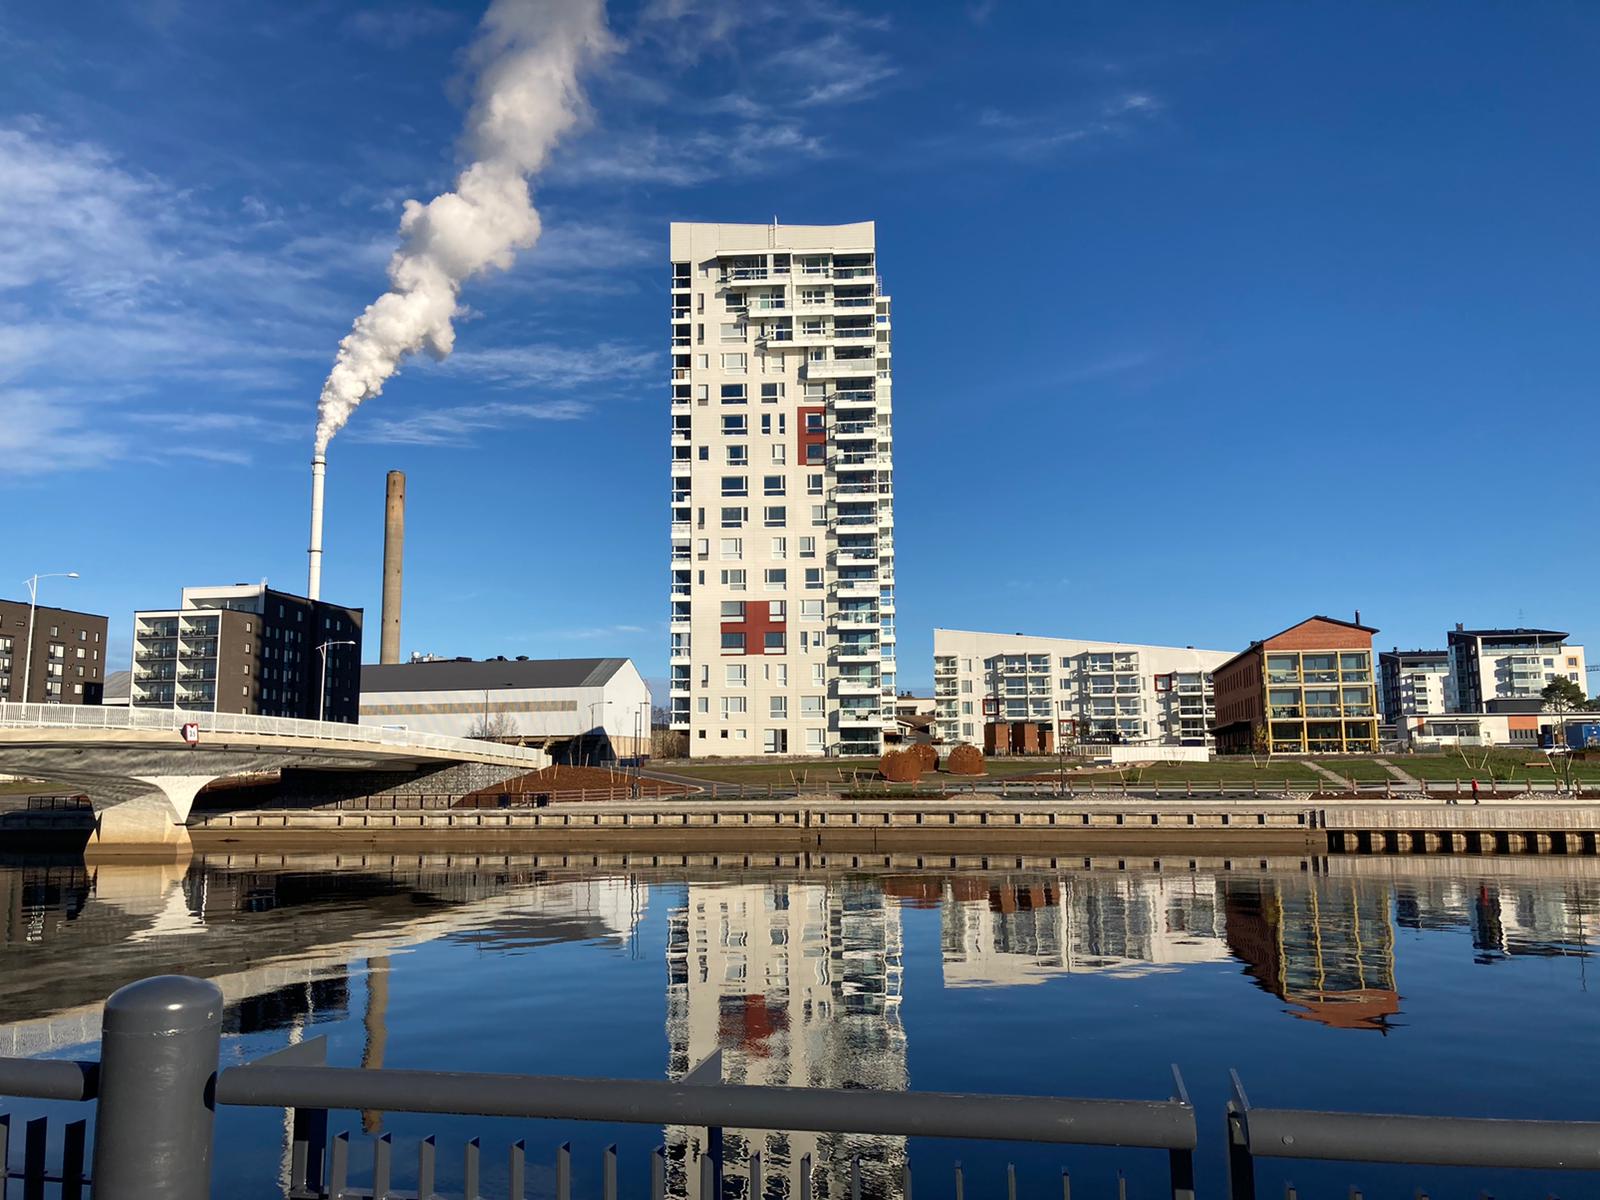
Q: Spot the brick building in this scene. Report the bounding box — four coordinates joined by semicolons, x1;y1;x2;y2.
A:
1212;616;1380;755
0;599;109;704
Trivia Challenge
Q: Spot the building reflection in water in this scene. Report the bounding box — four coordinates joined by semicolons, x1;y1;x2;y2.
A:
938;875;1229;986
1391;871;1600;963
1218;877;1399;1031
665;881;907;1200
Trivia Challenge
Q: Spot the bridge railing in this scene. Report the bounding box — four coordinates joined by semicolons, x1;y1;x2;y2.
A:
0;702;548;765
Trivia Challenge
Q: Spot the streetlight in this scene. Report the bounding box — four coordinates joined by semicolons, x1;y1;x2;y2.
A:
21;572;79;706
317;639;357;723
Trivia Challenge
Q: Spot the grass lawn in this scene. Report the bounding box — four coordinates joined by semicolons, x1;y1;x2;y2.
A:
1394;751;1600;783
1060;760;1325;786
1310;758;1397;783
656;755;1086;786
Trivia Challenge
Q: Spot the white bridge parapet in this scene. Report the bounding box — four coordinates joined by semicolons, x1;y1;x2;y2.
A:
0;702;549;770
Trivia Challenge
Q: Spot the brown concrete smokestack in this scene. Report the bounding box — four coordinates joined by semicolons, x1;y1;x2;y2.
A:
380;470;405;664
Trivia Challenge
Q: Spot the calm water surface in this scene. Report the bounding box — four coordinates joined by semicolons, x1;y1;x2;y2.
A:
3;853;1599;1198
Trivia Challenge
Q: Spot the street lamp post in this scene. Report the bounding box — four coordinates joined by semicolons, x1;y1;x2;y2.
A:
316;639;357;723
21;572;79;706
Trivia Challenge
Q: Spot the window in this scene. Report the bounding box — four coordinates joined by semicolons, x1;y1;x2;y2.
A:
721;384;747;403
721;601;746;619
696;354;709;368
696;538;710;558
719;538;742;560
770;536;787;559
804;443;824;465
769;600;786;620
763;475;786;495
806;728;825;751
697;696;710;713
764;631;786;653
770;696;788;718
721;695;747;717
764;505;786;527
721;353;747;373
726;445;748;465
801;695;824;716
720;322;743;342
807;474;823;496
722;414;747;435
721;475;747;496
961;680;973;694
771;443;786;463
811;505;826;525
720;569;746;591
799;537;816;557
764;568;787;590
721;632;746;652
726;664;747;687
696;384;709;403
962;701;973;715
804;568;823;589
761;383;784;402
721;506;746;527
812;664;826;686
800;599;823;621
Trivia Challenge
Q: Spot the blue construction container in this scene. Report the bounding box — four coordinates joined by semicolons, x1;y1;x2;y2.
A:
1567;721;1600;750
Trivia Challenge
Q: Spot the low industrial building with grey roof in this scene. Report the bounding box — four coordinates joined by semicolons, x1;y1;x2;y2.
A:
358;656;651;762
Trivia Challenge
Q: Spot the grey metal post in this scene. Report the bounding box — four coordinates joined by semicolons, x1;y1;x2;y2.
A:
91;975;223;1200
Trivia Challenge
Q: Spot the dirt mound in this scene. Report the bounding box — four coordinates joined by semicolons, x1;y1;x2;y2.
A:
946;744;985;776
879;749;924;782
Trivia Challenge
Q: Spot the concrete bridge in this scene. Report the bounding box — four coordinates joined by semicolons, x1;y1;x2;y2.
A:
0;702;548;856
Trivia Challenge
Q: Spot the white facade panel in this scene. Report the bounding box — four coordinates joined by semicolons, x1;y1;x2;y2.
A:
670;222;895;757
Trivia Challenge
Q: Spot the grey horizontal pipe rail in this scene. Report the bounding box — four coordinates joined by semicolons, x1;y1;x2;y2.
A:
216;1065;1196;1150
1242;1106;1600;1170
0;1057;98;1102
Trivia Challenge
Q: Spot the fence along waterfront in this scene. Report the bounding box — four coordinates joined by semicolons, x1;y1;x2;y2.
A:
2;976;1599;1198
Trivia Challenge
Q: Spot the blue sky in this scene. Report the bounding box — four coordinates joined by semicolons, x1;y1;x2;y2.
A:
3;0;1597;695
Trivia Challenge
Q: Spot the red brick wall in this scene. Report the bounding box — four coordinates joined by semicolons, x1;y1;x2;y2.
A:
1213;650;1264;730
1262;618;1374;652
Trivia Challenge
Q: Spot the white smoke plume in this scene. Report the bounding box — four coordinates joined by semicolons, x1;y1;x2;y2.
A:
314;0;612;454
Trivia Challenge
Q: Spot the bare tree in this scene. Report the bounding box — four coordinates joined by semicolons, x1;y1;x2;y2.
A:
468;711;519;741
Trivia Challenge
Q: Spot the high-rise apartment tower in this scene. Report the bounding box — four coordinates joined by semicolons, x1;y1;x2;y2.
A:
669;222;896;757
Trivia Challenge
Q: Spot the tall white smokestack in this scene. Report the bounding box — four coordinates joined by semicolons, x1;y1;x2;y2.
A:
310;0;612;457
308;454;326;600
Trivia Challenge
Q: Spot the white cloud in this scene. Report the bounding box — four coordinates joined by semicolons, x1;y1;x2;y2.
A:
773;32;898;108
437;341;659;388
349;399;590;446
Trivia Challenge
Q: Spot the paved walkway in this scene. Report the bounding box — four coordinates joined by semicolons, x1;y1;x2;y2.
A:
1375;757;1424;787
1300;760;1353;787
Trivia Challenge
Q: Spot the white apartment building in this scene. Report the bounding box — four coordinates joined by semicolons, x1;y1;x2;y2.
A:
932;629;1231;751
1445;626;1586;712
669;222;896;757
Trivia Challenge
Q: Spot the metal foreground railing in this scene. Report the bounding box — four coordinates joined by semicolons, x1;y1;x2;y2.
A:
2;978;1599;1199
0;977;1198;1200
